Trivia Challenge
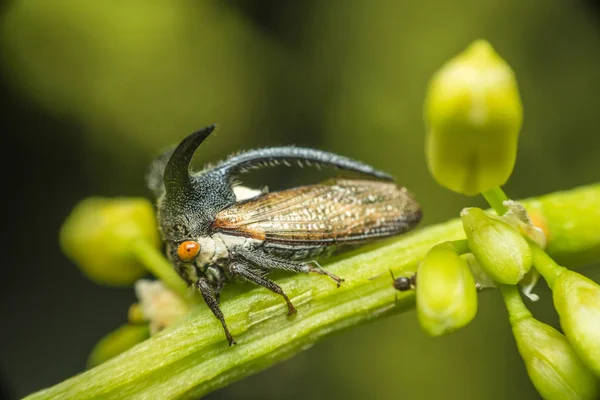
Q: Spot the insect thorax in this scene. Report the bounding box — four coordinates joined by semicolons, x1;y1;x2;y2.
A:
193;233;260;265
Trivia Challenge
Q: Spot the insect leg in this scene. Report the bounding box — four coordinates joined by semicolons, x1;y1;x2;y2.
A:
228;262;297;316
232;249;344;286
304;260;345;286
196;277;236;346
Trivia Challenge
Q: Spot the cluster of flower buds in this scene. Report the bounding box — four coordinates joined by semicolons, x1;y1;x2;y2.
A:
501;285;598;399
416;39;600;398
532;246;600;378
61;198;194;366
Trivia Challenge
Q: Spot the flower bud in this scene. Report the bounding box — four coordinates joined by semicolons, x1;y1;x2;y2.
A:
87;324;150;368
60;197;160;286
553;270;600;377
128;303;147;324
424;40;523;195
416;242;478;336
511;315;599;399
461;207;532;284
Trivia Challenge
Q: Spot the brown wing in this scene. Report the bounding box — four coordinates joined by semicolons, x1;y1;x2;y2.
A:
212;179;422;244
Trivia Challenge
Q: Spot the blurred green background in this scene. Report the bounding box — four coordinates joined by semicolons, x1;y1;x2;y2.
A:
1;1;599;399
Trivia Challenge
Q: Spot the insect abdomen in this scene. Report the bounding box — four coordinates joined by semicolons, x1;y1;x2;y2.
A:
262;243;336;261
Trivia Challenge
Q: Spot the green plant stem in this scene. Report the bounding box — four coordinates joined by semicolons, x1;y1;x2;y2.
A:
131;239;199;303
482;186;510;215
26;183;600;400
499;284;531;325
528;240;566;289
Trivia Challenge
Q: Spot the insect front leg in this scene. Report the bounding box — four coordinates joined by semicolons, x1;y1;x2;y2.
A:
228;262;297;316
232;248;344;286
196;277;236;346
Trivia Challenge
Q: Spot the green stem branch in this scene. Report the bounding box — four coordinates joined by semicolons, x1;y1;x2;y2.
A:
528;240;566;289
499;284;531;325
27;183;600;400
131;240;199;303
482;186;510;215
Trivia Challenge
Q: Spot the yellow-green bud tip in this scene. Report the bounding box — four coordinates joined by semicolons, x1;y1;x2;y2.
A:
460;40;502;69
60;197;160;286
416;242;478;337
461;207;532;285
424;39;523;195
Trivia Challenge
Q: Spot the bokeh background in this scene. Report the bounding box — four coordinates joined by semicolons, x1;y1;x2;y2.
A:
1;1;600;399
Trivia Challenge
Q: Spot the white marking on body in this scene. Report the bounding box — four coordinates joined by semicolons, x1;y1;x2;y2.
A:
233;185;263;201
196;233;263;264
196;236;216;264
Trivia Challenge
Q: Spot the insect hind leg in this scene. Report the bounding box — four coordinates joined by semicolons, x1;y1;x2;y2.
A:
232;248;344;286
228;262;297;316
304;260;344;286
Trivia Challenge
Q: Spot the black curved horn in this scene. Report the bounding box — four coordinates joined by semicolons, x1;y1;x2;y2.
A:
163;124;216;194
218;146;394;181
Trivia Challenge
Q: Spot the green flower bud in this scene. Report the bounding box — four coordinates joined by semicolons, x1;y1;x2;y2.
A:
87;324;150;369
514;319;599;400
461;207;532;284
502;285;599;400
416;242;478;336
60;198;160;286
553;270;600;377
424;40;523;195
128;303;147;324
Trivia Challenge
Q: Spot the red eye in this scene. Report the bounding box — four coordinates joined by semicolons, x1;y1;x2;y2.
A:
177;241;200;262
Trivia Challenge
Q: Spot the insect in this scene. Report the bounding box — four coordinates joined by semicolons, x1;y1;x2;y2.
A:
147;124;422;345
390;270;417;292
